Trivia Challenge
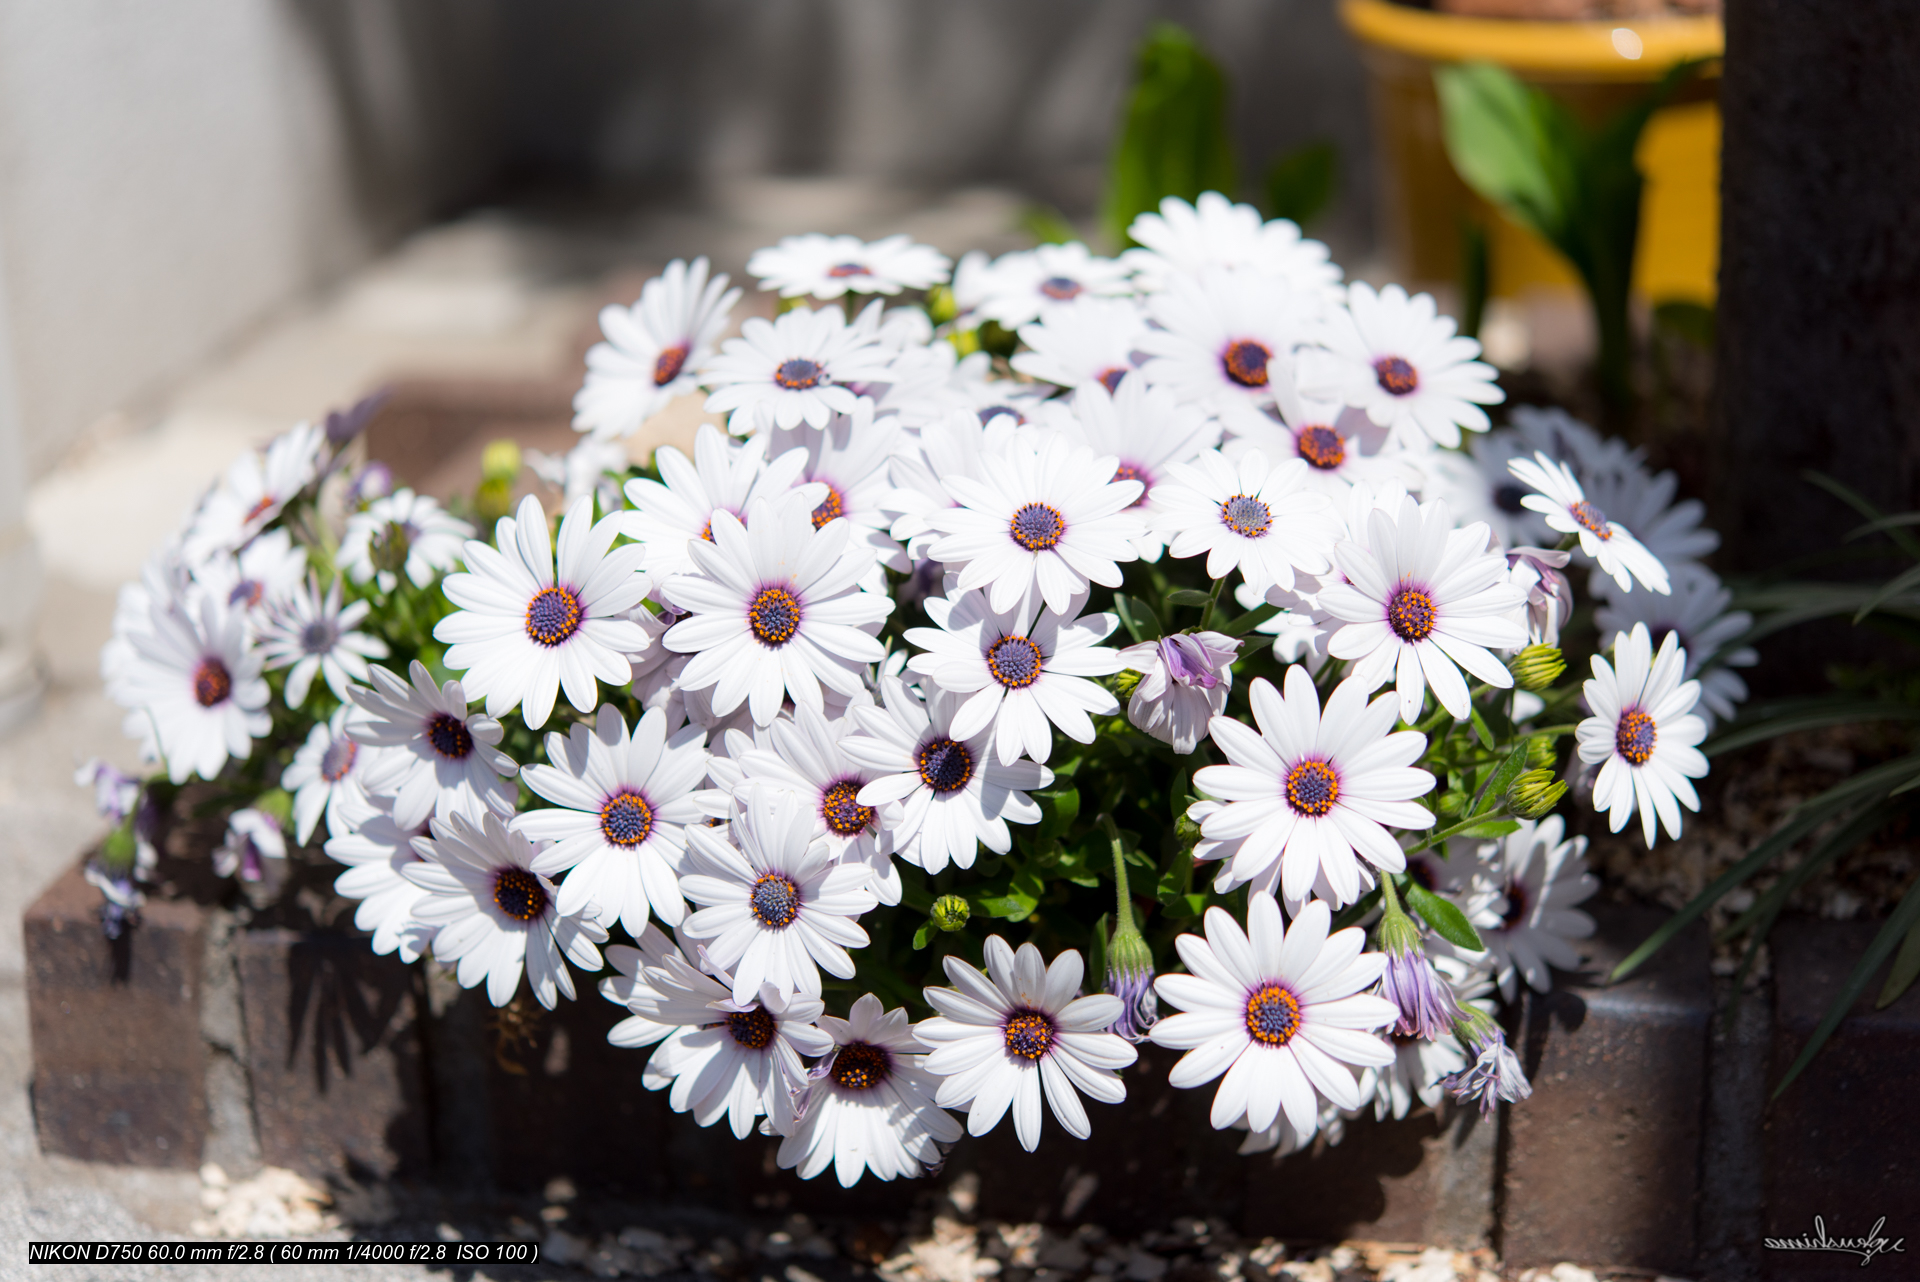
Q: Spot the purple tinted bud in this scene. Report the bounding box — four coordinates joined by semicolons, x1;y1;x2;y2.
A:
1507;546;1575;646
75;758;140;825
1159;633;1233;690
1107;964;1159;1043
325;388;390;446
1381;944;1462;1041
1443;1024;1532;1117
347;461;393;505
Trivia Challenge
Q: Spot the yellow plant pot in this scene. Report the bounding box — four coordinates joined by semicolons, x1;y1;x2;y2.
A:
1339;0;1723;305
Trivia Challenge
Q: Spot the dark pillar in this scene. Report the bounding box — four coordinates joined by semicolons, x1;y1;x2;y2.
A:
1714;2;1920;593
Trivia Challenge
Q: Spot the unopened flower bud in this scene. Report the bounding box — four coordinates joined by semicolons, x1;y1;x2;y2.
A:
1507;768;1568;820
1527;735;1558;771
1374;882;1460;1040
1105;925;1159;1043
930;895;970;932
1111;668;1143;698
481;439;523;485
1511;644;1566;691
370;520;413;579
924;283;959;325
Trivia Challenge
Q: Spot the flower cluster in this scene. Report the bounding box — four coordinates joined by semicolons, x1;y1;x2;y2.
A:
85;194;1749;1185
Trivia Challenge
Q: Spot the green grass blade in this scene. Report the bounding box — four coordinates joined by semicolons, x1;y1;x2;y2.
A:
1877;909;1920;1009
1704;700;1920;757
1773;873;1920;1098
1612;754;1920;980
1852;562;1920;624
1718;803;1889;940
1805;470;1920;559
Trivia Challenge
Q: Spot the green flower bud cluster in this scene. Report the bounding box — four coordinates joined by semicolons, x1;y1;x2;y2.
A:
1511;644;1566;691
1507;768;1568;820
930;894;971;932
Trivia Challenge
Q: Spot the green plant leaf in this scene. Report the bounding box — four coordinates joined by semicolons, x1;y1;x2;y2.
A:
1219;601;1281;637
1614;753;1920;980
1775;873;1920;1098
1404;880;1486;951
1262;140;1337;228
1853;561;1920;624
1878;912;1920;1009
1101;24;1238;248
1165;588;1215;609
1719;802;1891;942
1705;698;1920;757
1805;470;1920;560
1433;62;1570;247
913;921;937;950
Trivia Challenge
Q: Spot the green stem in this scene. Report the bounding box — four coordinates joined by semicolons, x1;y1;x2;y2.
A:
1409;807;1514;855
1196;577;1226;631
1098;812;1137;936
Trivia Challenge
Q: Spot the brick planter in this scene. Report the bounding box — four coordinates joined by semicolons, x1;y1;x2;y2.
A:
26;856;1915;1269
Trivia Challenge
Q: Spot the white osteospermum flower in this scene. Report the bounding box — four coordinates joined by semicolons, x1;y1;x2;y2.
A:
213;807;286;882
905;589;1123;765
702;307;893;435
660;491;892;727
735;703;906;906
1122;193;1342;300
435;493;653;729
1193;668;1436;909
404;810;607;1009
1223;358;1420;501
282;706;380;845
1370;953;1489;1121
882;409;1026;562
617;423;819;579
1303;283;1503;449
679;787;878;1007
112;594;270;784
1576;623;1709;846
349;661;518;831
748;233;951;299
1416;428;1553;552
962;242;1134;327
1508;451;1671;595
258;575;389;708
1578;461;1719;586
182;421;326;560
1137;268;1316;433
517;704;711;935
1317;495;1529;723
325;793;476;964
1117;632;1240;755
603;936;833;1139
845;679;1051;875
767;402;911;579
927;435;1145;616
778;993;963;1186
1011;297;1150;391
575;257;741;440
1595;562;1755;730
918;938;1135;1151
339;488;474;592
1151;896;1397;1136
1465;815;1597;1000
1044;375;1220;560
192;528;308;622
1151;449;1337;597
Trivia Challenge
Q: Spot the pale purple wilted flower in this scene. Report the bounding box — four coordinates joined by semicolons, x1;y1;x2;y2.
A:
1443;1014;1532;1116
1117;629;1240;754
346;461;393;506
1507;547;1575;646
325;388;389;446
214;808;286;882
1380;941;1462;1041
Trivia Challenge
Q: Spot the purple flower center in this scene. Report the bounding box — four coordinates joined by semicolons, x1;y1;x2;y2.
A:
810;485;845;529
916;738;974;793
193;658;233;708
1616;708;1657;765
749;872;801;928
1096;366;1129;393
1009;503;1065;551
986;635;1043;688
1003;1008;1056;1060
1388;586;1437;642
525;587;583;648
1284;760;1340;817
1571;499;1612;539
320;736;358;782
1222;339;1272;388
826;262;871;278
830;1041;891;1091
748;586;802;646
654;342;690;386
1374;356;1418;396
727;1006;777;1050
1296;426;1346;470
774;358;825;390
1245;983;1302;1046
493;867;547;922
300;619;338;655
1039;276;1083;301
426;713;474;760
600;791;655;847
821;780;874;836
1220;494;1273;539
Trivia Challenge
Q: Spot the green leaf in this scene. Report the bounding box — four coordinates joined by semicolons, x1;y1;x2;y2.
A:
1165;588;1215;608
1262;140;1337;229
1704;698;1920;757
1021;205;1078;246
1101;24;1238;248
1613;753;1920;980
1775;873;1920;1098
974;884;1039;921
1433;62;1570;247
1853;561;1920;624
1878;912;1920;1009
912;921;937;950
1806;470;1920;560
1220;601;1281;638
1460;819;1521;840
1404;880;1486;952
1161;892;1210;920
1116;595;1164;642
